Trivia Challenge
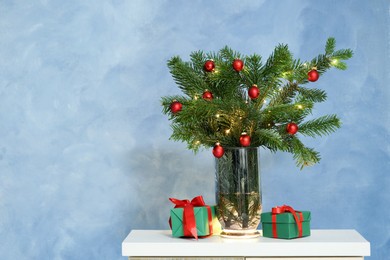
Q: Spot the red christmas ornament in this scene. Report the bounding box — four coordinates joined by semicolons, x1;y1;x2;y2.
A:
170;100;182;114
308;69;319;82
202;90;213;101
204;60;215;72
239;132;251;147
232;59;244;72
212;143;225;158
286;122;299;135
248;84;260;99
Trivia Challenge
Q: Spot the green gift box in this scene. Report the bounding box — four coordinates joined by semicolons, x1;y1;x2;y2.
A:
261;210;311;239
170;205;217;237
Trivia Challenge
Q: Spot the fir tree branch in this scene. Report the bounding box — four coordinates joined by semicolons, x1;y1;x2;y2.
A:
252;128;284;151
289;137;321;169
205;49;245;99
189;50;206;74
298;114;341;137
242;53;263;85
331;61;348;70
296;87;327;103
325;37;336;55
219;46;242;61
259;102;312;127
331;49;354;60
268;82;299;106
167;57;208;97
288;59;307;82
261;44;294;88
265;44;293;71
310;54;332;74
328;48;353;70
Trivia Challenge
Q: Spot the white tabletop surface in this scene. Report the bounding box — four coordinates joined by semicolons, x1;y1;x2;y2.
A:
122;229;370;257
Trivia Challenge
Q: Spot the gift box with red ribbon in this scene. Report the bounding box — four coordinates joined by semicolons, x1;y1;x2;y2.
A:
169;196;219;239
261;205;311;239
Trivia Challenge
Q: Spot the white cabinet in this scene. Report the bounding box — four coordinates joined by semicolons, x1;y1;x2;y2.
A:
122;230;370;260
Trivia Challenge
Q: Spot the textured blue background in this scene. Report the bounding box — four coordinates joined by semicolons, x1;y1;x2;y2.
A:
0;0;389;259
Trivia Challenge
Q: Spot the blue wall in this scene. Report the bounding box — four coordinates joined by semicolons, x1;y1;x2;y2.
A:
0;1;389;259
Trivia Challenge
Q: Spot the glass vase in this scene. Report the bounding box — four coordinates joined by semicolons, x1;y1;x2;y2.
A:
215;147;262;238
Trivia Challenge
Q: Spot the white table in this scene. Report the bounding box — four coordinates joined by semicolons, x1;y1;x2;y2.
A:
122;229;370;260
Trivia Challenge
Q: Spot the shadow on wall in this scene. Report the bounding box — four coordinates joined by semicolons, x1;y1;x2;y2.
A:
125;144;215;230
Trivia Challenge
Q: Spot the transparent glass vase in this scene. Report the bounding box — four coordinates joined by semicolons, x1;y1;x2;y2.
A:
215;147;262;238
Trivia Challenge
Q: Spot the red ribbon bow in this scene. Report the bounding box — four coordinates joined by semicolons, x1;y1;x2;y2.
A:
271;205;304;238
169;196;213;240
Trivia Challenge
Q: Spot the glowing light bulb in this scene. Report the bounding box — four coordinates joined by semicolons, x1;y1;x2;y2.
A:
296;104;303;109
215;114;220;118
225;129;231;134
331;59;338;65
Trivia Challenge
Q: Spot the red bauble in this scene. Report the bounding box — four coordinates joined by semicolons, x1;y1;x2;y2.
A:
232;59;244;72
248;85;260;99
204;60;215;72
202;90;213;101
308;69;319;82
286;122;299;135
212;143;225;158
170;101;182;114
239;133;251;147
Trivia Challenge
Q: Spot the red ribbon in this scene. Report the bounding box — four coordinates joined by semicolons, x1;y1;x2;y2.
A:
169;196;213;240
271;205;304;238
